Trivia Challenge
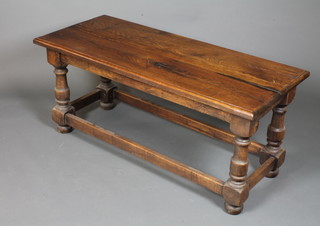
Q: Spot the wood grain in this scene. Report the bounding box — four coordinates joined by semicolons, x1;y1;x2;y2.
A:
70;89;101;111
33;15;310;121
248;157;276;189
115;90;263;154
63;54;235;122
77;15;308;93
65;113;224;195
33;15;310;215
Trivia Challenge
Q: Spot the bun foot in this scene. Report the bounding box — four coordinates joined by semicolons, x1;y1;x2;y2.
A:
100;101;115;110
224;202;243;215
56;125;73;133
266;168;279;178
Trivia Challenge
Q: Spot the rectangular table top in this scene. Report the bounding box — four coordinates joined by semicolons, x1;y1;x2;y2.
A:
34;15;309;120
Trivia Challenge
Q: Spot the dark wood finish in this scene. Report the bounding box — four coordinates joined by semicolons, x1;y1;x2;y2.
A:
61;54;234;122
222;117;262;214
69;89;264;155
259;89;295;178
248;157;276;189
33;15;309;215
70;89;101;111
33;15;309;121
47;50;75;133
115;90;263;154
66;113;224;194
260;104;287;178
96;76;117;110
224;136;250;214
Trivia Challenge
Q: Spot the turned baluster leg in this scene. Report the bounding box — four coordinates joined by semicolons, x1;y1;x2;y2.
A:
259;89;296;178
47;50;74;133
52;66;74;133
260;105;287;178
223;136;250;214
96;76;117;110
222;117;258;215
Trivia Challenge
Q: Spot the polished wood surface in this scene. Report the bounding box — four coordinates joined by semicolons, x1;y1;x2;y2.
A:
115;90;263;154
66;113;224;194
33;15;309;215
34;15;309;121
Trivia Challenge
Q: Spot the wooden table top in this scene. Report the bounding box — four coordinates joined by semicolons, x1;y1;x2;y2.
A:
34;15;309;120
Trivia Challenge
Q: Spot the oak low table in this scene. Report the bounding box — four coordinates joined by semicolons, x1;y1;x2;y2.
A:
33;15;309;214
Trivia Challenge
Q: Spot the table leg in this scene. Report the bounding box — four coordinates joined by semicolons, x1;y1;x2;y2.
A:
259;88;296;178
223;136;250;214
222;117;258;214
260;105;287;178
52;66;74;133
96;76;117;110
47;50;75;133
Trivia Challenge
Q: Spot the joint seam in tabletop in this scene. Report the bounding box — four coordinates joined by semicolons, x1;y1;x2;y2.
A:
72;24;283;94
71;23;310;94
75;15;309;92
